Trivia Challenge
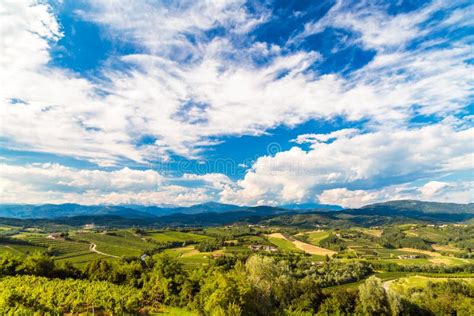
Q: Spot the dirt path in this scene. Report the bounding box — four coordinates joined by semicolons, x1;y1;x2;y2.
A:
383;280;393;292
89;243;119;258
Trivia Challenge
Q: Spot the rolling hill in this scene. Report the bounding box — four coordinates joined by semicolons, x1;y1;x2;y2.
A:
0;200;472;228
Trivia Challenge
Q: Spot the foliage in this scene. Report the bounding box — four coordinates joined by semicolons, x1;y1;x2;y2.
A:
0;275;142;314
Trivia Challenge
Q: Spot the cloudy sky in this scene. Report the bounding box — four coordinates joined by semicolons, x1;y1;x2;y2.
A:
1;0;473;207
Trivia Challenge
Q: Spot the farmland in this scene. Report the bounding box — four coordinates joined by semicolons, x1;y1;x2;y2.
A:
1;223;473;269
1;221;473;314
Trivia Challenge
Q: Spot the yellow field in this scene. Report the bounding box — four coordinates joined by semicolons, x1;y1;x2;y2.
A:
292;240;336;256
398;247;441;257
268;233;336;256
432;244;462;253
359;228;383;237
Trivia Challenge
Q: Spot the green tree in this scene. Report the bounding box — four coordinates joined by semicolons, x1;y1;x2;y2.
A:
16;252;55;277
358;276;390;315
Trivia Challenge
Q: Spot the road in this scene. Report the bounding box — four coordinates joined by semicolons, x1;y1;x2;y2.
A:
89;243;119;258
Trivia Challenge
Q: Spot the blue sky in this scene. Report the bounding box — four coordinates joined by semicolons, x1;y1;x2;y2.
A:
0;0;473;207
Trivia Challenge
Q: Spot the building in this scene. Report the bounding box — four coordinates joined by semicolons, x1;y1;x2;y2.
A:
398;254;421;259
248;244;278;252
83;223;96;230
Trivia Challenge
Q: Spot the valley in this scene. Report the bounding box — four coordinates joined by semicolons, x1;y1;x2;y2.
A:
1;201;473;314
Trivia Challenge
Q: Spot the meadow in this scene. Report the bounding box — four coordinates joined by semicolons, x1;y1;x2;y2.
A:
1;222;473;314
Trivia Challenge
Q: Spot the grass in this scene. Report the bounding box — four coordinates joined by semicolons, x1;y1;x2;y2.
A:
410;227;450;243
55;252;108;268
13;233;112;267
224;245;251;253
152;306;198;315
267;235;301;252
292;239;336;256
358;228;383;238
161;247;213;267
322;272;411;293
388;275;474;294
72;230;156;257
382;258;433;265
304;231;330;245
0;243;45;256
432;244;462;253
148;231;212;243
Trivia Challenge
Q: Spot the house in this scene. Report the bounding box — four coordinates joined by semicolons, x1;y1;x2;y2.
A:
398;254;421;259
47;232;66;240
248;245;278;252
83;223;96;230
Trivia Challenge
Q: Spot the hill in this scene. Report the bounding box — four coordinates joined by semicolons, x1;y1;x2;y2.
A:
359;200;474;214
0;200;472;227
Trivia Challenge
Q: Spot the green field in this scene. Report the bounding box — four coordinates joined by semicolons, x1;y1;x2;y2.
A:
72;230;156;257
305;231;330;245
148;231;211;243
161;246;216;267
267;236;302;252
0;243;45;256
323;272;411;292
388;275;474;294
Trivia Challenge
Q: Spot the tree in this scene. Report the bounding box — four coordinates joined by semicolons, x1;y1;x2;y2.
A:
16;252;55;277
358;276;390;315
143;254;186;306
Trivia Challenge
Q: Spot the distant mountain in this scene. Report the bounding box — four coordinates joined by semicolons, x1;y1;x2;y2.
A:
344;200;474;223
122;202;243;217
155;207;289;226
0;202;245;219
280;203;342;211
169;202;244;214
0;200;472;225
0;204;156;219
359;200;474;214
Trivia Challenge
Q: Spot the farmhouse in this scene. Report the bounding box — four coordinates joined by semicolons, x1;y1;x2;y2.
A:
248;245;278;252
397;254;422;259
47;232;67;240
83;223;96;230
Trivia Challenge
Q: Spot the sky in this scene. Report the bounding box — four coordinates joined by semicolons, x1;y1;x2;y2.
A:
0;0;473;208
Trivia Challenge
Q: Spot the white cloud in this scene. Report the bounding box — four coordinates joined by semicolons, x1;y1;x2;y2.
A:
0;163;231;206
79;0;269;60
1;0;472;167
292;128;359;144
0;1;473;206
297;0;447;52
222;121;474;206
318;187;391;208
318;180;474;208
418;181;451;198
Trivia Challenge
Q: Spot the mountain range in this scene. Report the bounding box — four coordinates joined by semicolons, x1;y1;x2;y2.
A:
0;200;472;228
0;201;343;219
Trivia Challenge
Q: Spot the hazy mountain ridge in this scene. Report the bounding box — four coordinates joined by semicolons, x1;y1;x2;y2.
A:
358;200;474;214
0;200;472;227
0;202;333;219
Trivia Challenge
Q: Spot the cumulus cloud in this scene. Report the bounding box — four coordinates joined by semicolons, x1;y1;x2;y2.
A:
0;1;473;206
318;180;474;208
222;121;474;206
418;181;451;198
0;163;231;206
